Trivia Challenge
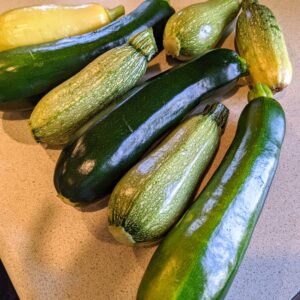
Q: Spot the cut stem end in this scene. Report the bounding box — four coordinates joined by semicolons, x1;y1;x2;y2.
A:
204;103;230;133
107;5;125;22
108;225;136;246
164;35;181;58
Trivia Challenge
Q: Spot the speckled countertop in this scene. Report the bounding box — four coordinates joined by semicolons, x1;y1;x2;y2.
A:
0;0;299;299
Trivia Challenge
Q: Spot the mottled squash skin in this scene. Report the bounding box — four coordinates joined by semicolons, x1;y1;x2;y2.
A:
108;104;228;246
236;0;292;92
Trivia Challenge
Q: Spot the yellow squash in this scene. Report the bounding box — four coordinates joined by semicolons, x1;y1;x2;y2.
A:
0;3;125;51
236;0;292;92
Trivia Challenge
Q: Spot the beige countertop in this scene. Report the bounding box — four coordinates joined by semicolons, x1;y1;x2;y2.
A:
0;0;299;299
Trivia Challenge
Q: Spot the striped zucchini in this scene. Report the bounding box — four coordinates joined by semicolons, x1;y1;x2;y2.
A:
164;0;240;61
29;28;157;145
108;103;229;246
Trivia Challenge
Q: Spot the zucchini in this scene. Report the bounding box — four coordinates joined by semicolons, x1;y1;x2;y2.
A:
0;0;174;103
236;0;292;92
29;28;157;145
137;83;286;300
54;48;247;206
0;4;124;51
163;0;240;61
108;103;229;246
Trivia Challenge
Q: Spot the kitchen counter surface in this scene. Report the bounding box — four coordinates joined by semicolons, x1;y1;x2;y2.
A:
0;0;299;299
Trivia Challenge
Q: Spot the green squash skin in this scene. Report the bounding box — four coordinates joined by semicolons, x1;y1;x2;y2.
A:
108;104;228;245
236;0;292;91
54;49;247;205
0;0;174;103
137;97;286;300
164;0;240;61
29;28;157;145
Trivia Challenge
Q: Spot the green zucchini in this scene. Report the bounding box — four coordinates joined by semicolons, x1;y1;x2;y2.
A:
137;83;286;300
163;0;240;61
108;103;229;246
29;28;157;145
0;0;174;103
236;0;292;92
54;48;247;206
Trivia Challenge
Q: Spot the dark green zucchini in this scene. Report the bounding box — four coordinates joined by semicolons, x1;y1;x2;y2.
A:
137;83;286;300
0;0;174;103
54;48;247;206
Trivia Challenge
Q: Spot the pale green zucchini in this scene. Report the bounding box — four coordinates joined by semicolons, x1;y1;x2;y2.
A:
163;0;240;61
108;103;229;246
29;28;157;145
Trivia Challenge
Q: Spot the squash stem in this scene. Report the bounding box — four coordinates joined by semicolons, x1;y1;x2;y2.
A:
109;225;136;246
107;5;125;22
248;83;274;102
203;103;229;133
129;28;158;61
